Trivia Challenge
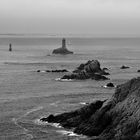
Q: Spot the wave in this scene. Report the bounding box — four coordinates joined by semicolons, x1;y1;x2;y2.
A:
56;130;81;137
12;106;43;139
103;85;116;88
35;119;86;138
79;102;89;105
35;119;62;128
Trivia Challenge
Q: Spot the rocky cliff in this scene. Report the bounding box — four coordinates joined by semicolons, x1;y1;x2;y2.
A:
41;77;140;140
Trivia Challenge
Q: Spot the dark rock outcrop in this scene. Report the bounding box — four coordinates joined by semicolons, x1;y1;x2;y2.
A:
52;47;73;55
105;82;115;88
52;38;73;55
37;69;68;73
40;77;140;140
102;67;109;71
61;60;109;80
40;100;106;129
137;70;140;73
120;65;130;69
91;74;109;80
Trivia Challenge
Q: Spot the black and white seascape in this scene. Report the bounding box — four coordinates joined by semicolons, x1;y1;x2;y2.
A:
0;1;140;140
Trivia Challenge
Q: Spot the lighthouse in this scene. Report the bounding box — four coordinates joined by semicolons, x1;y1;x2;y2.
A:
9;44;12;52
52;38;73;55
62;38;66;49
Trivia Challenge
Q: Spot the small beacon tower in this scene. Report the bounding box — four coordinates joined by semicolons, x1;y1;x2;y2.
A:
9;44;12;52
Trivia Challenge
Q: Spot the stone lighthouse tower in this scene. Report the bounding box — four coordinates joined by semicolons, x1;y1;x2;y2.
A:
52;38;73;54
62;38;66;49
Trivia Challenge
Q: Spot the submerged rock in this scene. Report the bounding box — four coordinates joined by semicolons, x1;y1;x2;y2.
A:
52;38;73;55
61;60;109;80
40;77;140;140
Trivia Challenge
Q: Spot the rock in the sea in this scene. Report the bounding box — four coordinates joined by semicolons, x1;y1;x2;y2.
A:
40;77;140;140
61;60;109;80
137;70;140;72
104;82;115;88
91;74;109;80
37;69;68;73
120;65;130;69
102;67;109;71
37;70;41;72
52;38;73;55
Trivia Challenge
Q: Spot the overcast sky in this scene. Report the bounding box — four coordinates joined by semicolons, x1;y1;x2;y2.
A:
0;0;140;37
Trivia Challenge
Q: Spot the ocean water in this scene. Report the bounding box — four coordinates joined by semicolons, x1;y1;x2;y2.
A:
0;37;140;140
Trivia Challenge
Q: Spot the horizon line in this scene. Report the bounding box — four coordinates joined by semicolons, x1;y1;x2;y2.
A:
0;33;140;38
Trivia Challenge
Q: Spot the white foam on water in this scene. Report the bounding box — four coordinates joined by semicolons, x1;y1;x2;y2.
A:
24;106;43;117
55;78;73;82
12;106;44;139
103;85;108;88
79;102;88;105
56;130;85;137
12;118;34;139
103;85;116;88
50;101;60;106
34;119;46;125
35;119;62;128
35;119;87;138
51;123;62;128
40;70;46;73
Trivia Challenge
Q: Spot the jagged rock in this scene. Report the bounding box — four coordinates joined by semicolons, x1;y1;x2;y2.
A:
73;60;101;73
52;38;73;55
91;74;109;80
37;70;41;72
120;65;130;69
61;60;109;80
40;100;106;128
102;67;109;71
37;69;68;73
40;77;140;140
105;82;115;88
137;70;140;72
41;114;55;122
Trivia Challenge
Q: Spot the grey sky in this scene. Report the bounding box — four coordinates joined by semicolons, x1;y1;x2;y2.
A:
0;0;140;37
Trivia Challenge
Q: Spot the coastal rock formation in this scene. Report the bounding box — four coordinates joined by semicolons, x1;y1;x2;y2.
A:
137;70;140;73
40;100;106;128
37;69;68;73
61;60;109;80
120;65;130;69
102;67;109;71
104;82;115;88
41;77;140;140
52;38;73;55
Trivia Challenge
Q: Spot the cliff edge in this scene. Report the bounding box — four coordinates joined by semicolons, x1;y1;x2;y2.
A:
41;77;140;140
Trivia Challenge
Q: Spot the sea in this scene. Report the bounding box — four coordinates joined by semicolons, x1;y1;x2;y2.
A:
0;37;140;140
